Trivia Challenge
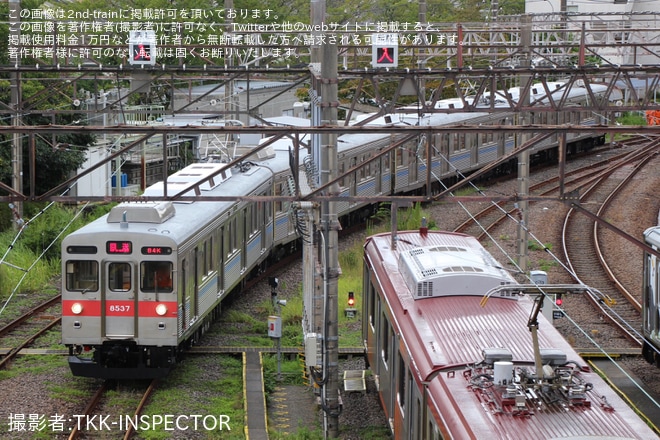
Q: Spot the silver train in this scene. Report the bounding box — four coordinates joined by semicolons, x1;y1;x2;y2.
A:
61;81;609;378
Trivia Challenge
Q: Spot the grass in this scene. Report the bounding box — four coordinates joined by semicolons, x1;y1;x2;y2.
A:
138;355;244;439
611;112;647;141
528;240;553;252
0;354;67;380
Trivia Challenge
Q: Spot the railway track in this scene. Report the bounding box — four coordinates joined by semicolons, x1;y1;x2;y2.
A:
67;379;159;440
0;295;61;369
454;140;655;240
561;138;660;351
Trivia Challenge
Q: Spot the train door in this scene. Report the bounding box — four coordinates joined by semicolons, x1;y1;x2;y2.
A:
643;251;658;364
180;258;188;330
350;157;358;198
103;261;136;338
218;225;225;292
408;145;418;185
242;207;249;271
193;247;200;319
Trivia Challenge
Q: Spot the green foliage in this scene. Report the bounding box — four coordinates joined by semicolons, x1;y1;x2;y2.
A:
369;202;436;233
338;247;361;273
0;238;60;298
0;203;112;298
616;111;647;126
536;259;558;272
262;353;307;387
528;241;552;252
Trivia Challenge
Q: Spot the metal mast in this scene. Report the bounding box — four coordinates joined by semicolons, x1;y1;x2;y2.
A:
9;0;22;227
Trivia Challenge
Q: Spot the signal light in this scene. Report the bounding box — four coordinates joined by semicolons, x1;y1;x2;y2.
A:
128;30;156;66
348;292;355;307
371;33;399;68
555;293;563;307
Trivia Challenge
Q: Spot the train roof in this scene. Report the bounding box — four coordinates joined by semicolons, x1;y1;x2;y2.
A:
64;157;290;246
645;225;660;248
364;229;656;439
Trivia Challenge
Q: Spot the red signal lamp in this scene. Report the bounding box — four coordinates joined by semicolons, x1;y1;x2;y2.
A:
348;292;355;307
555;294;563;307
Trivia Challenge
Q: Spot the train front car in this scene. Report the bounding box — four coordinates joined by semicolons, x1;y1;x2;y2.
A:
62;202;179;379
363;229;656;440
643;225;660;366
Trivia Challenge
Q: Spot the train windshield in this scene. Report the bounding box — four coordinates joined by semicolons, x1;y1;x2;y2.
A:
65;261;99;292
108;263;131;292
141;261;173;292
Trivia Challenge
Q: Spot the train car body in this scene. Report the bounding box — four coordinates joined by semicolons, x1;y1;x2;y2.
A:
62;157;291;378
62;80;610;379
643;225;660;366
363;229;656;439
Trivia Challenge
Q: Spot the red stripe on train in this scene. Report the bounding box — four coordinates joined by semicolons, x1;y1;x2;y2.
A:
62;300;178;318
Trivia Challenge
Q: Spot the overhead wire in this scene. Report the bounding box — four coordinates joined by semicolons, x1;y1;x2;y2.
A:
414;141;660;411
0;138;131;316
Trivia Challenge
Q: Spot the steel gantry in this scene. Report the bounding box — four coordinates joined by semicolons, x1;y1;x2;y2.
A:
3;10;660;203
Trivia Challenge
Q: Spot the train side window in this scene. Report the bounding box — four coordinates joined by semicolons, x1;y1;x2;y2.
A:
108;262;131;292
369;281;376;330
381;313;390;368
274;182;283;213
397;354;406;411
141;261;173;292
66;261;99;292
430;420;444;440
207;237;214;273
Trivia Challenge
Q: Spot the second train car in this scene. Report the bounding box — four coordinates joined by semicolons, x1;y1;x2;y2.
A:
363;229;657;439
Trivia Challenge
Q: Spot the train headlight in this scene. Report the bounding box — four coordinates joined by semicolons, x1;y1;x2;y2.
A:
155;303;168;316
71;302;83;315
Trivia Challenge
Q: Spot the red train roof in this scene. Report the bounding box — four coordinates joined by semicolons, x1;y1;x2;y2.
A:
365;229;656;439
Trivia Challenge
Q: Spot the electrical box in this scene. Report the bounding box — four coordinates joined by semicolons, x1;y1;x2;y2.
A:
530;270;547;285
268;316;281;338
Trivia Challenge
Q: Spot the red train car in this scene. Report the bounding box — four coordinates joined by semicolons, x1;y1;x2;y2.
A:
362;229;656;439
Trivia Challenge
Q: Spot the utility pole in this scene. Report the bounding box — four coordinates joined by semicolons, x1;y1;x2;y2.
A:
9;0;23;227
310;0;341;437
320;35;340;440
517;15;532;272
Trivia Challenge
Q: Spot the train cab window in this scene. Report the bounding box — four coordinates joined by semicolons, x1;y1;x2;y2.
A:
141;261;173;292
108;262;131;292
65;261;99;292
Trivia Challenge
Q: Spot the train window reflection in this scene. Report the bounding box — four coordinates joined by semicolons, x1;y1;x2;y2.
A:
66;260;99;292
109;263;131;292
141;261;173;292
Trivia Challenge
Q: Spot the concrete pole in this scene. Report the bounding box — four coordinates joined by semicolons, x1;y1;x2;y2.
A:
517;15;532;272
320;37;340;440
9;0;22;225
